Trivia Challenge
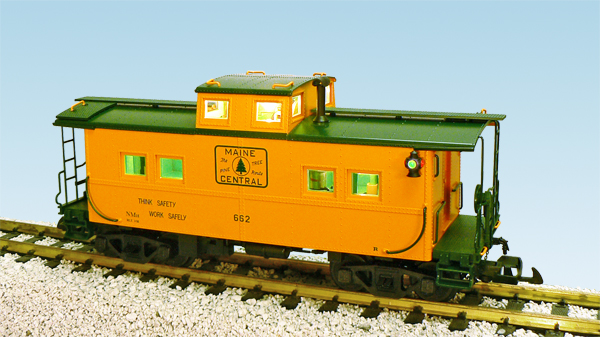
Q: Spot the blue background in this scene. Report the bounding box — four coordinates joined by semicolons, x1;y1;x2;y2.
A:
1;1;598;290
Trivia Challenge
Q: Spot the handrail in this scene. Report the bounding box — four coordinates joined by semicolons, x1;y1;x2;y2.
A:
313;72;326;76
206;79;221;87
246;71;265;75
86;177;119;222
434;154;440;177
55;170;65;206
272;81;294;89
475;207;483;254
434;201;446;244
70;100;86;111
479;136;484;189
386;207;427;254
452;182;463;210
56;126;86;207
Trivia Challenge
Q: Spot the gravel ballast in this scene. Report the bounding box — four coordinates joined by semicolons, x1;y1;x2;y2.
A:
0;217;597;336
2;255;597;337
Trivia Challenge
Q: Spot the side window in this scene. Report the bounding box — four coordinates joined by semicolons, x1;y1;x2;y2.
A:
352;173;379;196
307;169;334;192
325;85;331;105
204;100;229;119
256;102;282;123
124;155;146;176
292;95;302;117
160;158;183;180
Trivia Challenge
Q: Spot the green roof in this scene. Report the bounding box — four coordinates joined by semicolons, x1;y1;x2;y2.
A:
324;107;505;122
70;96;197;107
55;97;499;151
289;115;490;151
55;97;199;133
54;97;287;139
54;101;115;121
195;74;324;96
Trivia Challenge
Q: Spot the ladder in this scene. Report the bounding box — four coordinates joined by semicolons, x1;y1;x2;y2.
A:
55;127;86;207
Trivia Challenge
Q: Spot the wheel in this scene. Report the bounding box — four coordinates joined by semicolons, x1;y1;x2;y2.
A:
415;263;459;302
415;276;458;302
330;254;367;292
150;245;170;264
57;217;66;231
157;234;196;267
165;255;194;268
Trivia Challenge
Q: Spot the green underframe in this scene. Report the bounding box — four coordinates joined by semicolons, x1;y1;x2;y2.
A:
433;214;485;289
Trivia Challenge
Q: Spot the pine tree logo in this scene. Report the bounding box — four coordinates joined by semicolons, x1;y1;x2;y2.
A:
233;157;250;176
236;159;246;174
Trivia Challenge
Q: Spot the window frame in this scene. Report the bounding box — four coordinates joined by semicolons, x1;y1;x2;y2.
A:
255;101;283;123
204;99;230;120
304;167;337;197
325;85;331;105
325;82;335;107
121;152;148;181
198;96;232;127
291;93;304;118
251;98;286;130
156;155;185;184
347;170;382;201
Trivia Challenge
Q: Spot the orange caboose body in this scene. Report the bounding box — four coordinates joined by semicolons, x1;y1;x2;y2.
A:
55;72;538;300
83;127;460;262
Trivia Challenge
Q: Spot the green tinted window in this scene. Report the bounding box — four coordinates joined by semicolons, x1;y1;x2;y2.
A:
160;158;183;179
124;155;146;176
307;170;334;192
352;173;379;196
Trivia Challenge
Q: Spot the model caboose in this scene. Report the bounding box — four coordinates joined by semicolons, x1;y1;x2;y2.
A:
54;71;541;301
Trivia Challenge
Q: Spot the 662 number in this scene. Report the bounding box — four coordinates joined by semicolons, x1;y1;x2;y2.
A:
233;214;250;223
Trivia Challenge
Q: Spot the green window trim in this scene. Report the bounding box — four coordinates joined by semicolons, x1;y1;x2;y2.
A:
307;169;334;192
352;173;379;196
124;155;146;176
160;158;183;180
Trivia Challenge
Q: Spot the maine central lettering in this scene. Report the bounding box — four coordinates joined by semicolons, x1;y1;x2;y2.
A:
224;148;255;157
215;146;268;188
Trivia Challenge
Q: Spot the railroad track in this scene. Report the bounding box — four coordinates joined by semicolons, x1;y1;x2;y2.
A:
1;219;599;335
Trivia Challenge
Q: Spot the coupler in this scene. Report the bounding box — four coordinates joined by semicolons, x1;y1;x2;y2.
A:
478;255;543;285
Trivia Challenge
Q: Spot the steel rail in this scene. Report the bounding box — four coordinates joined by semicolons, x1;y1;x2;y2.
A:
0;219;65;239
473;282;600;309
1;238;599;336
214;252;600;309
2;220;599;309
0;219;328;275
